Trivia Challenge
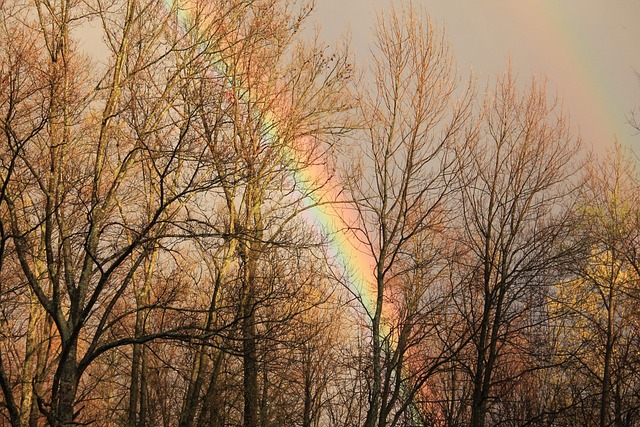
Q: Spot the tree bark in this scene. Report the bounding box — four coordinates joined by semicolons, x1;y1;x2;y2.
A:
599;283;615;427
53;340;78;427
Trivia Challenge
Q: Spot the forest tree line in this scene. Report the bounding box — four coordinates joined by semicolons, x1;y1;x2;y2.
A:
1;0;639;426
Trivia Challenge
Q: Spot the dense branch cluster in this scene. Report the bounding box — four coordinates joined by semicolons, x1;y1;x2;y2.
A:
0;1;639;426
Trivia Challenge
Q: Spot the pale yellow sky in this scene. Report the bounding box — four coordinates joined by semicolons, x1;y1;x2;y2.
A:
312;0;640;152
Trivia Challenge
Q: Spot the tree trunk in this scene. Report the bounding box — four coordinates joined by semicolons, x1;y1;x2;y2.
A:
242;229;260;427
302;347;313;427
242;261;259;427
196;352;224;427
0;348;20;427
242;309;258;427
241;169;263;427
364;271;385;427
180;257;228;427
179;349;207;427
470;317;489;427
53;340;78;427
20;287;45;427
600;284;615;427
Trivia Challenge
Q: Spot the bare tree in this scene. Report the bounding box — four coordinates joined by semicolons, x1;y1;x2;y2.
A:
0;0;232;423
4;0;624;426
343;4;472;427
0;3;50;425
451;69;582;427
158;1;354;426
553;143;640;427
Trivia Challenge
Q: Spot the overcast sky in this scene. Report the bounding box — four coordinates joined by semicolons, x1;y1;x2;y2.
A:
312;0;640;152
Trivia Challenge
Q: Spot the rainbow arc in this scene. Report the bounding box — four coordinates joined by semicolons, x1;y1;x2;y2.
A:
159;0;379;318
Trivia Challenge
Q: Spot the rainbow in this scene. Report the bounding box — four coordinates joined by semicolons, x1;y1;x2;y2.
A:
503;2;632;149
158;0;378;318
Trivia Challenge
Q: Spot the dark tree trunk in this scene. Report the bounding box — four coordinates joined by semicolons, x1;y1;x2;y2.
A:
53;340;78;427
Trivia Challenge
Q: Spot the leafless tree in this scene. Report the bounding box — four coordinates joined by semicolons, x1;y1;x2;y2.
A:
0;0;231;423
343;4;472;426
552;143;640;427
451;69;582;427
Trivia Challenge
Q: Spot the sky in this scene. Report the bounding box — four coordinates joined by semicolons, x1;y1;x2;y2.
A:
312;0;640;152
